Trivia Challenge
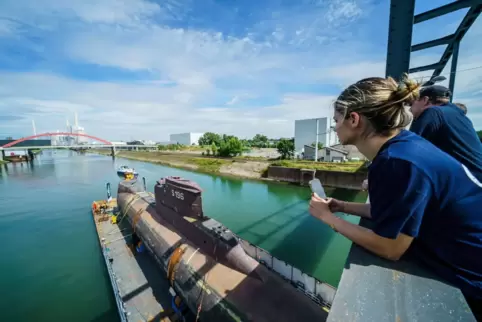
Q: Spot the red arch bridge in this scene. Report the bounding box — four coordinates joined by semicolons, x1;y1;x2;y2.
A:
0;132;157;159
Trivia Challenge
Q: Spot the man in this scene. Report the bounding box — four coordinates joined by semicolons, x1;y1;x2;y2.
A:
410;85;482;180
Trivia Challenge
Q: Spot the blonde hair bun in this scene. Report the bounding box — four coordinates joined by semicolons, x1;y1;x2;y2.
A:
394;73;421;105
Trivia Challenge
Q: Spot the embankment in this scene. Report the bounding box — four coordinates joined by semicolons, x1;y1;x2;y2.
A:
267;166;367;190
91;150;367;189
91;150;268;180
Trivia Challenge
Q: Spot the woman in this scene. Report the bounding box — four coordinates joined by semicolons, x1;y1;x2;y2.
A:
309;75;482;318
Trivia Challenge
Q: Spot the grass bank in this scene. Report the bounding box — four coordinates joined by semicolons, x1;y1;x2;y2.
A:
271;160;366;173
91;150;269;179
0;160;8;165
90;149;366;181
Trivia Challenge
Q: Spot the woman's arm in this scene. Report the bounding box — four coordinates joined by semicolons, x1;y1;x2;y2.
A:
325;215;413;261
342;201;371;219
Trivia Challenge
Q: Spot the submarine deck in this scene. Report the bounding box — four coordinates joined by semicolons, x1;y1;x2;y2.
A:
91;198;191;322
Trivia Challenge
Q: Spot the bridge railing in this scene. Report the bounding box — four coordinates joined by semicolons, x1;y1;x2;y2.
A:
326;197;477;321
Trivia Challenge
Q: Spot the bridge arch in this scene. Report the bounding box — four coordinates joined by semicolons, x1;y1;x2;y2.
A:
1;132;112;148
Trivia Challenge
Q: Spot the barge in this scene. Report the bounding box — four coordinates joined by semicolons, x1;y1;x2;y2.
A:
92;176;336;321
91;186;192;321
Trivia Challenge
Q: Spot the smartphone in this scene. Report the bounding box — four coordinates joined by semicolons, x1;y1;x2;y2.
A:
309;178;327;199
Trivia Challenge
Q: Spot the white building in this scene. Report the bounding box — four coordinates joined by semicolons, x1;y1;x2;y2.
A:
169;132;204;146
294;117;338;157
304;145;348;162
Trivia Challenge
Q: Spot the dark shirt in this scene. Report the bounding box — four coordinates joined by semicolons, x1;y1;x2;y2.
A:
368;130;482;299
410;103;482;181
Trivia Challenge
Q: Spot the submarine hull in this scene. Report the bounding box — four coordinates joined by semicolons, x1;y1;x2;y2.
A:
117;179;328;322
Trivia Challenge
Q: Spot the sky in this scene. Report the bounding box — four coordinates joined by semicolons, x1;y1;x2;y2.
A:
0;0;481;142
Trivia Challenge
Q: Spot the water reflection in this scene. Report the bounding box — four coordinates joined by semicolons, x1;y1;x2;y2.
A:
267;183;310;204
0;152;367;288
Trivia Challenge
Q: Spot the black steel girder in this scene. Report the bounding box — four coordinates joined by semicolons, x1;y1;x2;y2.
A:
409;4;482;84
414;0;479;23
386;0;482;90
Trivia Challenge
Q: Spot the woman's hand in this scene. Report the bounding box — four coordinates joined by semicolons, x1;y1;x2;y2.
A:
326;198;345;213
309;193;336;223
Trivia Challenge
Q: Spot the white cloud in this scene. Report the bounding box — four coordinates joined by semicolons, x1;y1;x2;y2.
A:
0;0;162;26
325;0;363;24
0;71;336;140
2;0;482;143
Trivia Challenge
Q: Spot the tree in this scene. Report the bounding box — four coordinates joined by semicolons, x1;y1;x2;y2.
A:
311;142;324;150
198;132;222;146
218;137;244;157
477;130;482;142
210;143;218;156
252;134;269;147
277;138;295;159
240;139;251;147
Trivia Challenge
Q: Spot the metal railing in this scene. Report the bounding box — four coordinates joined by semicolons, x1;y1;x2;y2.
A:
236;237;336;309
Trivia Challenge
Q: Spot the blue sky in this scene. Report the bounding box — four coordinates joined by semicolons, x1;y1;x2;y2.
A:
0;0;481;141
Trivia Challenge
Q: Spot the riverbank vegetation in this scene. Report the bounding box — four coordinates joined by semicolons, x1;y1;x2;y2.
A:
271;160;366;172
91;131;367;180
166;132;294;160
91;148;366;179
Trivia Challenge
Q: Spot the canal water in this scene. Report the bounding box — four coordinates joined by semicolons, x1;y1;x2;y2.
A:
0;151;367;322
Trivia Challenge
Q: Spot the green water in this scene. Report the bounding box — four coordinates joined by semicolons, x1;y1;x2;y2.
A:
0;151;367;321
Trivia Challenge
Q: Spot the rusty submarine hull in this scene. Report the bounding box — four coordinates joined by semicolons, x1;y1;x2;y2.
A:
117;176;333;321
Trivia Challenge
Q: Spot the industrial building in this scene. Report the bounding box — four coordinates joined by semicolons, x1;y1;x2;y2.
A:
303;144;366;162
294;117;338;158
50;112;88;146
169;132;204;146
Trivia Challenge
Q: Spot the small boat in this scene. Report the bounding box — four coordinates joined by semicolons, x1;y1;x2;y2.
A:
116;165;138;179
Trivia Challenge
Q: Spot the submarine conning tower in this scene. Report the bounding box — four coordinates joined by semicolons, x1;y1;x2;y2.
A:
155;176;204;219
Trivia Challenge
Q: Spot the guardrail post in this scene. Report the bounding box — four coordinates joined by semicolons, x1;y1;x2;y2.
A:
111;145;116;158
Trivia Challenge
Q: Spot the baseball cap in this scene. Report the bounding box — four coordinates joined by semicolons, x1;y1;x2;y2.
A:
420;85;452;100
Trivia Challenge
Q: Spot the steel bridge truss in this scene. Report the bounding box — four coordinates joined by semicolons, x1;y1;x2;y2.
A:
385;0;482;100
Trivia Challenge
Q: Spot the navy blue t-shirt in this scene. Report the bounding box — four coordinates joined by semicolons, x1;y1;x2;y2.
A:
410;103;482;181
368;130;482;299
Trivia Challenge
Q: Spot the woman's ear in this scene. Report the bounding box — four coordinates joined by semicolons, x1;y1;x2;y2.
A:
348;112;361;128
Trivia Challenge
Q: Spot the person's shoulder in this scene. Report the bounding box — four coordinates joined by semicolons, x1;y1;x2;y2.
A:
423;106;445;120
383;130;430;153
369;155;433;196
375;132;447;172
371;151;422;175
436;103;466;119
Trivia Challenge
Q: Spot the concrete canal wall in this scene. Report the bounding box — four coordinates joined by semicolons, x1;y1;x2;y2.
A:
267;166;367;190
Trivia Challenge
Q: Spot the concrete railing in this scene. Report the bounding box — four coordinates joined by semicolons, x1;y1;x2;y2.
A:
327;196;477;321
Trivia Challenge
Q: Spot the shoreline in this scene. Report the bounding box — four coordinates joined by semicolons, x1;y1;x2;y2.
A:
91;150;272;182
90;149;367;189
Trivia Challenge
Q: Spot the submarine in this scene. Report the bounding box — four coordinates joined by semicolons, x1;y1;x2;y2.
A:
117;176;333;321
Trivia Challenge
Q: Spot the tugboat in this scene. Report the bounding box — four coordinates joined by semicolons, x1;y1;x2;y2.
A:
116;165;138;179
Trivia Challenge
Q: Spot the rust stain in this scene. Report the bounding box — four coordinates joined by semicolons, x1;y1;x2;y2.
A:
396;315;401;322
167;246;187;285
